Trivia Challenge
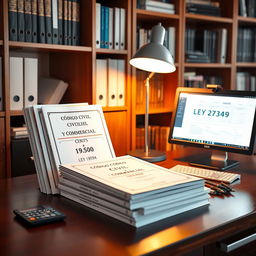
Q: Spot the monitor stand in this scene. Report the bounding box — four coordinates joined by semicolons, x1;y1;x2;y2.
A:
177;151;239;171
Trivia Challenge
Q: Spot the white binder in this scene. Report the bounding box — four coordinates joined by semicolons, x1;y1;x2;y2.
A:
10;57;23;110
107;59;118;107
96;59;107;107
119;8;126;50
24;57;38;107
95;3;101;48
117;59;125;106
0;57;2;111
108;7;113;49
114;7;120;50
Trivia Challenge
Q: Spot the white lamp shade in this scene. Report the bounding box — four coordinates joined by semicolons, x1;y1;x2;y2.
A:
130;23;176;73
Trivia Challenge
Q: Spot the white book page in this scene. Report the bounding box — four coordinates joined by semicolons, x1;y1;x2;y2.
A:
41;104;115;167
62;156;202;195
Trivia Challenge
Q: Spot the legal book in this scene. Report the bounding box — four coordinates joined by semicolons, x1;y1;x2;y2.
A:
9;0;18;41
24;103;116;194
59;155;209;227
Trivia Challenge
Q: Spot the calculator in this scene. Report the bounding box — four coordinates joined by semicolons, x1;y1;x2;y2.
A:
13;205;66;226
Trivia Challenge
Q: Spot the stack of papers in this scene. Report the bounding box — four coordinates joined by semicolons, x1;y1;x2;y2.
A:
59;155;209;228
23;104;115;194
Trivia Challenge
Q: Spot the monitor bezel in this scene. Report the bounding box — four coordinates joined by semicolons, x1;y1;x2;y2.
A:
168;87;256;155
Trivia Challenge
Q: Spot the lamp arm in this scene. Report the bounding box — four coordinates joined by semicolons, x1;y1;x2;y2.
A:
144;72;155;155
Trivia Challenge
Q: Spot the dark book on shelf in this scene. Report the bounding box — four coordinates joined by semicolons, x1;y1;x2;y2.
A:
8;0;18;41
17;0;25;42
24;0;32;42
58;0;64;44
31;0;38;43
187;3;221;16
44;0;52;44
71;0;80;46
67;0;72;45
38;0;46;43
63;0;68;44
185;51;210;63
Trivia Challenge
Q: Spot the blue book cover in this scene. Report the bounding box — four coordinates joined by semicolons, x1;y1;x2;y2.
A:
104;6;109;49
100;6;105;48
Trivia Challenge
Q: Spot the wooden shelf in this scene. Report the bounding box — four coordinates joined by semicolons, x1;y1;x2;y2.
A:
103;106;128;112
185;63;232;68
9;41;92;53
185;13;233;24
96;48;128;55
136;107;173;115
238;16;256;24
236;62;256;68
136;9;180;20
10;111;23;117
0;112;5;117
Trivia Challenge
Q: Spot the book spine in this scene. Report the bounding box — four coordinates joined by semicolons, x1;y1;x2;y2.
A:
67;0;72;45
63;0;68;44
52;0;59;44
17;0;25;41
44;0;52;44
24;0;32;42
71;0;80;45
100;6;105;48
104;6;109;48
37;0;46;43
58;0;63;44
8;0;18;41
31;0;38;43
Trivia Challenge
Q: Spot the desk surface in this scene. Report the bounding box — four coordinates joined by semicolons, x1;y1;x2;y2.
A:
1;147;256;256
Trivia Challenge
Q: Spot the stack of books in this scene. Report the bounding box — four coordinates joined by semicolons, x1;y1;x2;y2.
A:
59;155;209;228
24;103;115;194
137;0;175;14
11;126;28;139
186;0;221;16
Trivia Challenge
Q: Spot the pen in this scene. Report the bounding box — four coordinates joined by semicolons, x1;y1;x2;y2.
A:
205;180;234;193
205;183;227;194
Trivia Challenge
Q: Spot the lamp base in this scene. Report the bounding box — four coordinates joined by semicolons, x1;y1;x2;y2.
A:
128;149;166;163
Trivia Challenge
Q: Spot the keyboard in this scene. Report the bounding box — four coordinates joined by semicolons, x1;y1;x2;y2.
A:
170;165;241;184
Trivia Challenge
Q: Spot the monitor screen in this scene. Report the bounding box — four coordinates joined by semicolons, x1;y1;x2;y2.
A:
168;87;256;170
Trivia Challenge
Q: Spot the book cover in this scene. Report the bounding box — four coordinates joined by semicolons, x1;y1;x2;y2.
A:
44;0;52;44
37;0;46;43
31;0;38;43
58;0;63;44
17;0;25;41
8;0;18;41
52;0;59;44
71;0;80;45
24;0;32;42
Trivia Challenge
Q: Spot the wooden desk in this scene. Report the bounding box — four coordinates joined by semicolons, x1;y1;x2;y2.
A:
1;147;256;256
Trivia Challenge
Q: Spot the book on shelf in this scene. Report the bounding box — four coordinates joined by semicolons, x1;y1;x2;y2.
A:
239;0;256;17
59;155;209;227
96;5;125;49
236;72;256;91
186;2;221;16
8;0;80;45
185;28;227;63
23;103;115;194
38;77;69;104
138;0;175;14
11;126;28;139
95;58;126;107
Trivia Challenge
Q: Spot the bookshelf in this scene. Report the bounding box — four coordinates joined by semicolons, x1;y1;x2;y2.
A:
0;0;256;177
0;0;131;177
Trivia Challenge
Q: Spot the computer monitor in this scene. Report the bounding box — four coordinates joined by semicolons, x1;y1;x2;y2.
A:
168;87;256;170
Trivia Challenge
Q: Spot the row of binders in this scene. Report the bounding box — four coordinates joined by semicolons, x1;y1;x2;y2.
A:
95;3;125;50
8;0;80;45
9;57;68;110
24;102;209;227
96;58;125;107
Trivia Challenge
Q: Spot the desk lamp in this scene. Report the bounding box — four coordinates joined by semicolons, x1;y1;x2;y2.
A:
129;23;176;162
